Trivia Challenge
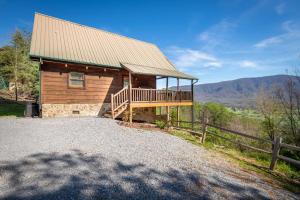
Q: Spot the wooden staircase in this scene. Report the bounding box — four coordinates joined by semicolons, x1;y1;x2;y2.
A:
109;87;128;119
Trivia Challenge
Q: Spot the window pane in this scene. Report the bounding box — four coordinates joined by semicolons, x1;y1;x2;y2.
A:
69;72;84;88
70;72;84;80
123;76;129;87
70;80;84;87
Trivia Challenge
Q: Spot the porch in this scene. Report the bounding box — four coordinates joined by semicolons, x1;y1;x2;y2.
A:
111;72;196;123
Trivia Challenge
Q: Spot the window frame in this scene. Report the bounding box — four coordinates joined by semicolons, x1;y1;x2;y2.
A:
68;72;85;89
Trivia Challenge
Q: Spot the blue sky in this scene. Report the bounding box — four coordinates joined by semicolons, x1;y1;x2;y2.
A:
1;0;300;84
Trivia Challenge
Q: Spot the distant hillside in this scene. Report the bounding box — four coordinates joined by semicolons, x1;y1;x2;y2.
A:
173;75;299;108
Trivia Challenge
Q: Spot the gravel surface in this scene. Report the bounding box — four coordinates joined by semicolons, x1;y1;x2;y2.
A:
0;117;298;200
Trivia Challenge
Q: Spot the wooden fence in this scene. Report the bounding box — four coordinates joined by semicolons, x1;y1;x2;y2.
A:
173;120;300;171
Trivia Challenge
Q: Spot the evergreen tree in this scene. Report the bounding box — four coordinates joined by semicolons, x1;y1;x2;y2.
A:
0;29;39;100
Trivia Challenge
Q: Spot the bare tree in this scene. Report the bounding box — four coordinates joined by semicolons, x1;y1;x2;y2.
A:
256;89;281;144
275;74;300;146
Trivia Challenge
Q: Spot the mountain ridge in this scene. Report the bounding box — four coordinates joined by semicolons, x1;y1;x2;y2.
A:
172;75;299;108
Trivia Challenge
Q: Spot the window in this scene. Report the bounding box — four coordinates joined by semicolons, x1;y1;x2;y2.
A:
69;72;84;88
123;76;129;88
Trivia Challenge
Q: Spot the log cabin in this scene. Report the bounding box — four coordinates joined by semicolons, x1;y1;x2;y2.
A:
29;13;198;123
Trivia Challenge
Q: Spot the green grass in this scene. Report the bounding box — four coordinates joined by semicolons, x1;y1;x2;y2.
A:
0;103;25;117
169;129;300;193
171;129;201;146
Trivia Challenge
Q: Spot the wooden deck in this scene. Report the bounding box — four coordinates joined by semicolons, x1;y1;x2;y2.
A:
111;71;195;122
110;87;193;119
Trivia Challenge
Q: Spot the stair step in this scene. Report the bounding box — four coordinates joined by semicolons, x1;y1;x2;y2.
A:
103;113;112;118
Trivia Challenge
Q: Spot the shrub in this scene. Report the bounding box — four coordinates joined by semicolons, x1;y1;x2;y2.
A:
203;102;233;127
155;120;166;129
170;109;177;126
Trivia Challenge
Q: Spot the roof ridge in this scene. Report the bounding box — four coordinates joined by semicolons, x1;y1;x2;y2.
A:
34;12;157;47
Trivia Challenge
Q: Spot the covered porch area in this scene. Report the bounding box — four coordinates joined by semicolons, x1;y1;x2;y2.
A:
111;63;198;124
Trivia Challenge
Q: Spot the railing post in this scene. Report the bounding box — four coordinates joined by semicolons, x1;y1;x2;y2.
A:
270;137;282;170
128;72;132;104
166;77;169;101
111;94;114;119
128;72;132;124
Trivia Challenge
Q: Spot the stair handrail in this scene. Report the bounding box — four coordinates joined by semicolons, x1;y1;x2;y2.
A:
111;86;128;119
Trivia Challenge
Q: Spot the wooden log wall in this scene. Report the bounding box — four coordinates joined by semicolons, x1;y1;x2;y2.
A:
41;61;156;104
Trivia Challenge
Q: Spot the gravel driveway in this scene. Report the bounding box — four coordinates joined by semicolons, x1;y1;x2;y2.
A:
0;117;298;200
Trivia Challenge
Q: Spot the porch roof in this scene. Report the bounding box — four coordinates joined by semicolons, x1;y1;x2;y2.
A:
121;63;197;80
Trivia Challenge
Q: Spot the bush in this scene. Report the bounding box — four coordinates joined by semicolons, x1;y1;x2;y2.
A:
155;120;166;129
170;109;177;126
203;102;233;127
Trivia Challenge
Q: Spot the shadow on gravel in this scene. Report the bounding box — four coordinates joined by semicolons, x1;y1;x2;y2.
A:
0;150;271;200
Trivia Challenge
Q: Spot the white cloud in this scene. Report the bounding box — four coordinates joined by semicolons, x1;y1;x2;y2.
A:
275;2;286;15
203;62;222;68
281;20;293;32
239;60;257;68
165;46;222;69
254;36;282;48
197;19;236;51
254;21;300;48
197;19;235;42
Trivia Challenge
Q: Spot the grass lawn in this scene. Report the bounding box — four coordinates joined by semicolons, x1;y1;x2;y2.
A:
0;103;25;117
169;129;300;193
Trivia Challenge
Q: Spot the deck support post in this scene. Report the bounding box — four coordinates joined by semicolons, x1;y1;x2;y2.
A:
167;106;170;126
129;105;133;124
129;71;132;124
191;79;194;130
166;77;169;124
111;94;114;119
176;78;180;127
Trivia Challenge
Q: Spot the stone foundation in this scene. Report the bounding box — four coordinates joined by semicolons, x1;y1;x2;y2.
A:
41;103;110;118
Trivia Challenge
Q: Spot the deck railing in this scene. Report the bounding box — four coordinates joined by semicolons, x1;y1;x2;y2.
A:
111;87;192;118
131;88;192;102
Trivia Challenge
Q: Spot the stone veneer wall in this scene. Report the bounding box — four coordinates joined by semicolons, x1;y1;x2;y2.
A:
42;103;110;118
42;103;156;122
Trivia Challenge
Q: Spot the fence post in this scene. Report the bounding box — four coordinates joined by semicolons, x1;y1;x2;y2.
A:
201;111;208;143
270;137;282;170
